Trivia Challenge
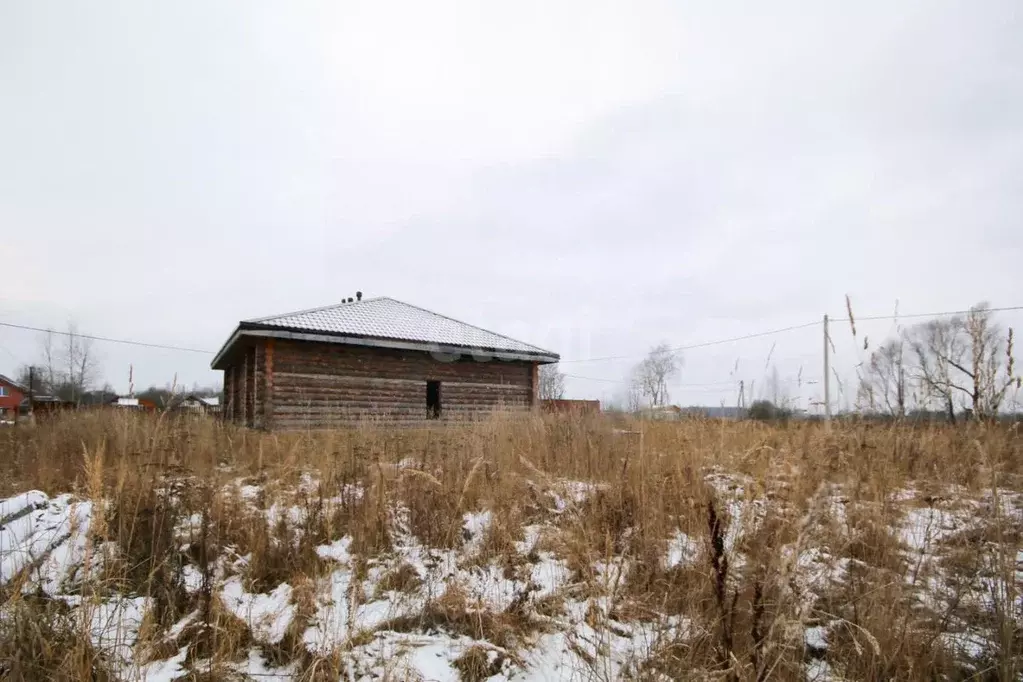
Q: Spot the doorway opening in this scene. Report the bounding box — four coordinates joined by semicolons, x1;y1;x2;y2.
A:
426;380;442;419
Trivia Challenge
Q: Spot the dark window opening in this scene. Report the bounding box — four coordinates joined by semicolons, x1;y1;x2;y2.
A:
426;380;441;419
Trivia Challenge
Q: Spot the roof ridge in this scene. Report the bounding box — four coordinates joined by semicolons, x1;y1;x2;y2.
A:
245;296;383;323
229;296;558;360
388;298;554;355
0;373;27;391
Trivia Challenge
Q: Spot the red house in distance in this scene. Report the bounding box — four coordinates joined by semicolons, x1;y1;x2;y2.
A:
0;374;27;423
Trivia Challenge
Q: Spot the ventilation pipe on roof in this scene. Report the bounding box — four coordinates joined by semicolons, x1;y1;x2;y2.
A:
356;291;362;301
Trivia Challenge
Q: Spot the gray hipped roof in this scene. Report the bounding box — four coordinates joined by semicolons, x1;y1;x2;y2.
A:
212;297;558;368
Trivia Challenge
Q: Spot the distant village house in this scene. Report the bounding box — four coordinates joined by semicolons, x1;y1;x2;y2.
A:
541;399;601;415
108;397;158;412
0;374;26;423
177;395;221;415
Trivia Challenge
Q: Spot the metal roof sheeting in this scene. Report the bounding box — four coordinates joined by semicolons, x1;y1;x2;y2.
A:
238;297;557;359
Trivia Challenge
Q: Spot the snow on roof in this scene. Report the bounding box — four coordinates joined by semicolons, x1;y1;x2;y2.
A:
113;398;139;407
213;296;558;367
198;396;219;406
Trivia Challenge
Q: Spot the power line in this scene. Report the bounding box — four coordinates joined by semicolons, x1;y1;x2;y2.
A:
3;302;1019;366
564;376;740;386
0;321;214;354
565;372;818;388
560;320;822;364
2;316;824;363
561;305;1023;365
831;304;1023;323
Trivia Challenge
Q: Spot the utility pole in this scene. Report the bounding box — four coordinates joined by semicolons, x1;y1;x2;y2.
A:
823;314;831;422
26;366;35;425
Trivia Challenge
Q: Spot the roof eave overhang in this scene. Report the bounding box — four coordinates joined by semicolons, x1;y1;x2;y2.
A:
0;376;28;393
210;325;559;369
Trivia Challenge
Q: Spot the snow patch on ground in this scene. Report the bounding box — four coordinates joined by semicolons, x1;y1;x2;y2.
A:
528;554;570;599
0;490;48;525
550;480;601;512
517;524;545;554
303;567;354;653
233;648;299;681
5;475;1021;681
899;506;960;552
806;658;838;681
344;631;482;681
704;471;767;554
316;536;353;562
181;564;205;593
91;597;150;670
51;595;150;673
238;484;262;501
665;530;699;569
174;512;204;542
220;577;295;645
1;493;92;592
593;557;630;592
804;625;828;651
138;646;188;682
463;509;492;540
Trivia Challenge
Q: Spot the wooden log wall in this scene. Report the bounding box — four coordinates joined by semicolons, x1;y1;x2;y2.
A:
223;366;234;422
244;349;254;426
264;340;274;430
269;340;534;430
252;344;265;429
233;363;244;423
222;343;264;427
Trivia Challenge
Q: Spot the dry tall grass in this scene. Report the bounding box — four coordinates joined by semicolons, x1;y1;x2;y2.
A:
1;411;1020;680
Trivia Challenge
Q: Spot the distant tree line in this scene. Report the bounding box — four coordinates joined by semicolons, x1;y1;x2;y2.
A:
14;322;221;408
598;302;1021;423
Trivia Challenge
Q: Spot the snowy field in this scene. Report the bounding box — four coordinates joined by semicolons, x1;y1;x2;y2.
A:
2;461;1021;681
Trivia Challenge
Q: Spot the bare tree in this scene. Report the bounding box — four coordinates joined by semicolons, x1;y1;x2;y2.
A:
15;364;48;396
35;322;100;403
606;379;643;413
907;304;1018;421
955;304;1016;418
626;380;644;413
859;337;908;417
909;318;966;422
538;363;566;401
632;343;681;408
40;329;58;392
764;365;789;408
63;322;97;403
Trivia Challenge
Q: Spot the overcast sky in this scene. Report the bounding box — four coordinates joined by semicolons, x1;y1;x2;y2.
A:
2;0;1021;408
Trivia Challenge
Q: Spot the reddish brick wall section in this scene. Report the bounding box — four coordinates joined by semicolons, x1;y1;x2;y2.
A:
0;378;24;417
541;399;601;415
